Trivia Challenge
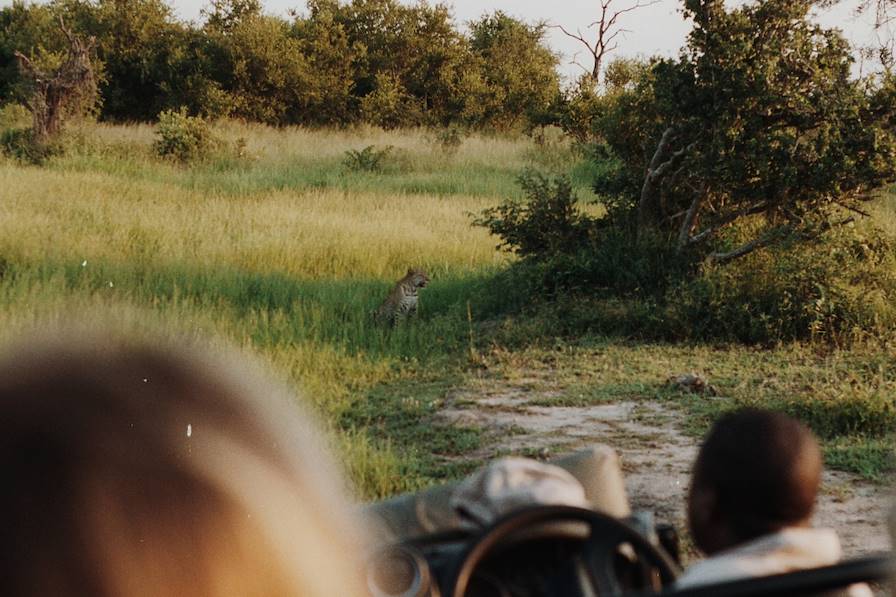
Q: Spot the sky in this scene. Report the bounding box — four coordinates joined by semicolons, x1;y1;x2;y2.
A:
4;0;891;80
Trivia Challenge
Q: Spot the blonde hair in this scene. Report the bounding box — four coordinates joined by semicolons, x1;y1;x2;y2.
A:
0;332;366;597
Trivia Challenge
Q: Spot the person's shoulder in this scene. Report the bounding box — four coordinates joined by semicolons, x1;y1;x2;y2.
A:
675;527;844;589
844;582;875;597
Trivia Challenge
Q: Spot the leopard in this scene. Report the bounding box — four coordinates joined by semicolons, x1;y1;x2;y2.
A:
373;268;430;325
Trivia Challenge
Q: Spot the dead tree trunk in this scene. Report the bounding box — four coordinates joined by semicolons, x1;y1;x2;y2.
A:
556;0;659;86
13;18;96;146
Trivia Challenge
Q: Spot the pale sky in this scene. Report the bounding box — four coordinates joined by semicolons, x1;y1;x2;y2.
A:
4;0;891;80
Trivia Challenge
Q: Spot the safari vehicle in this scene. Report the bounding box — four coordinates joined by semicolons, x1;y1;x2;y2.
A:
363;446;892;597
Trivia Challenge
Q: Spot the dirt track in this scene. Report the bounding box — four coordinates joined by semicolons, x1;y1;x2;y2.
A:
441;379;891;560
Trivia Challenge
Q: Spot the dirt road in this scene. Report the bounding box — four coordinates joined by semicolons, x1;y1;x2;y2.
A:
441;377;891;559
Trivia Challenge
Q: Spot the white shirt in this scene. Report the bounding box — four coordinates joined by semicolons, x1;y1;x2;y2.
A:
676;527;873;597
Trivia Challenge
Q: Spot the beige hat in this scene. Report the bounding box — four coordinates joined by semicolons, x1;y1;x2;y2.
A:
451;457;590;530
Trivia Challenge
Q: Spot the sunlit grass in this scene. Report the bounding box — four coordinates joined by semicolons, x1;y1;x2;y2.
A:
50;120;603;200
0;164;507;279
2;122;894;497
2;123;566;498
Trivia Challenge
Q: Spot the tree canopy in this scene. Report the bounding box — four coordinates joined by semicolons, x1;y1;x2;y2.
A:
593;0;896;262
0;0;561;129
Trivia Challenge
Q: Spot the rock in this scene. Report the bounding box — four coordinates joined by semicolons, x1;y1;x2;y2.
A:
666;372;719;396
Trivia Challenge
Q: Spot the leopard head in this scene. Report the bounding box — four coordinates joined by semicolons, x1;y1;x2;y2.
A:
406;268;430;289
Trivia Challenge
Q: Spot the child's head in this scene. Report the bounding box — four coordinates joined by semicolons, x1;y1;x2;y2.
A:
687;408;822;555
0;331;365;597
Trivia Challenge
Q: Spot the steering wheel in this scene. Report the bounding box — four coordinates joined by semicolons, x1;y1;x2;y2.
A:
447;505;680;597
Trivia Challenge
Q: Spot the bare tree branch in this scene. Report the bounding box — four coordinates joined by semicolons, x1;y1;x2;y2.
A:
687;201;770;245
638;128;696;232
707;226;790;265
677;192;704;249
705;215;857;266
638;127;676;229
553;0;659;84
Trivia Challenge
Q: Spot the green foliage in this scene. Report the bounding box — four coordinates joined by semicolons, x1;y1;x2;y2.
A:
290;0;355;126
466;12;560;130
0;1;63;105
202;0;262;33
153;108;214;163
0;127;59;163
591;0;896;259
475;172;592;257
342;144;394;173
666;225;896;344
0;0;561;130
557;76;601;145
0;103;28;130
360;73;421;129
478;166;896;344
205;13;313;125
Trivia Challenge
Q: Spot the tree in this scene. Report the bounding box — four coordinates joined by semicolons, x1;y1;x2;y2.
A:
203;0;262;33
0;0;565;129
87;0;190;121
595;0;896;263
558;57;651;144
0;1;58;106
555;0;657;86
467;11;560;130
202;5;313;125
290;0;357;125
13;17;96;144
320;0;477;127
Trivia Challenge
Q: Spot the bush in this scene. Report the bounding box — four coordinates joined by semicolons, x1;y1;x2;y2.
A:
478;170;896;344
434;126;464;156
0;103;30;130
666;226;896;344
475;171;593;257
482;223;896;346
153;108;215;163
0;127;60;164
342;145;394;173
360;73;421;129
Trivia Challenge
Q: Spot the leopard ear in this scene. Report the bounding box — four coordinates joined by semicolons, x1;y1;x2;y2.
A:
407;268;415;275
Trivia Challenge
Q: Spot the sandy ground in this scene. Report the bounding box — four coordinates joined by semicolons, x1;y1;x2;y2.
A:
440;379;892;560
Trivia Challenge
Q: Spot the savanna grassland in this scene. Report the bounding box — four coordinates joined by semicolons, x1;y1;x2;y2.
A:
1;122;894;502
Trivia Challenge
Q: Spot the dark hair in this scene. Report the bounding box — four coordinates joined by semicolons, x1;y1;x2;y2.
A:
690;408;822;544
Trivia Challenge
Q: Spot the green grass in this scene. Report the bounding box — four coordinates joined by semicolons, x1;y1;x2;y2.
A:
1;121;577;498
1;120;893;499
54;121;602;201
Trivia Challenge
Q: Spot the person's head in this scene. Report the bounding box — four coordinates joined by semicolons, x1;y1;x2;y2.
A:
687;408;823;555
0;331;366;597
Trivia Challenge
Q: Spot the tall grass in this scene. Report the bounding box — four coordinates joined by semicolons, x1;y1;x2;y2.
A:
2;122;599;498
2;121;893;496
0;164;507;278
50;121;603;200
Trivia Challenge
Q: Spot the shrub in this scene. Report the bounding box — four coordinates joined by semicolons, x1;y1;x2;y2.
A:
474;171;593;257
478;170;896;344
360;73;421;129
434;126;464;156
342;145;394;173
153;108;215;163
0;127;60;163
0;103;30;130
666;226;896;344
